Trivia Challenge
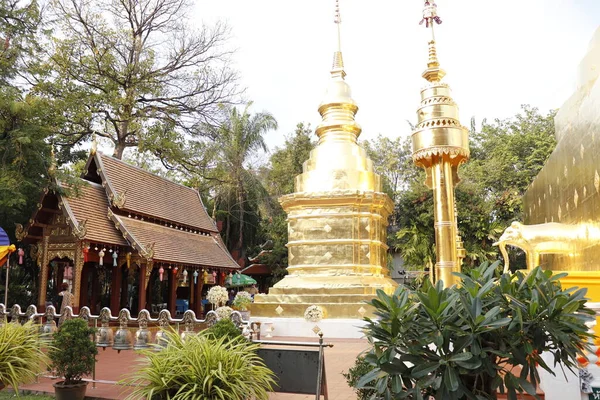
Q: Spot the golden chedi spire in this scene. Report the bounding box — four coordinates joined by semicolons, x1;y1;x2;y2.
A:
252;0;397;320
412;0;469;287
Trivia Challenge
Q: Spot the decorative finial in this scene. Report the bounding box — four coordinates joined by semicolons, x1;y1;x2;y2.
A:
91;132;98;156
331;0;345;78
420;0;445;82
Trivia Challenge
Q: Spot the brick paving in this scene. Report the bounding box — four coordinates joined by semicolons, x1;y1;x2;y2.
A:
19;336;369;400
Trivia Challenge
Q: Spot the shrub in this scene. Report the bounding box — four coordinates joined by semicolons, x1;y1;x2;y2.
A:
124;328;275;400
215;305;233;320
358;262;594;399
48;318;97;385
343;356;378;400
0;321;48;391
203;319;243;344
232;291;252;311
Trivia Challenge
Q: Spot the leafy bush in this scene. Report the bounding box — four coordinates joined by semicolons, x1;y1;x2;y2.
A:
343;356;379;400
124;328;275;400
48;318;97;385
203;318;243;343
215;305;233;320
358;262;594;399
0;321;48;391
233;291;252;311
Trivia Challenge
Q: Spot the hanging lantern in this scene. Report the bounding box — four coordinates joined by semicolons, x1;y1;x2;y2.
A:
159;266;164;281
173;266;178;275
126;252;131;269
17;248;24;265
98;248;105;266
83;245;89;263
182;269;188;283
113;250;118;267
94;245;98;251
212;270;217;282
203;269;208;284
193;270;199;284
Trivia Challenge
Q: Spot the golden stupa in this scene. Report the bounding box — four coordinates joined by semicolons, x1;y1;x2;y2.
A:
411;0;470;287
252;1;397;319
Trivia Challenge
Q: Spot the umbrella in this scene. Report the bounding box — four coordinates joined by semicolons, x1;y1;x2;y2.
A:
0;227;15;266
227;273;257;287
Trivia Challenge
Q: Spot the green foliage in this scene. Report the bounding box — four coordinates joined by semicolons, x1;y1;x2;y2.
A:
0;321;49;392
203;319;244;344
343;356;378;400
48;319;97;385
232;292;252;311
124;328;275;400
359;262;594;399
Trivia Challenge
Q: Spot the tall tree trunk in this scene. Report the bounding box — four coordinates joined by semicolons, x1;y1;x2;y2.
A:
237;181;244;258
113;142;125;159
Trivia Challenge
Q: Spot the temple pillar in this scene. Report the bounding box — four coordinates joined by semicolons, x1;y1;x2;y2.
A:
120;265;128;309
168;271;177;315
38;235;50;311
79;264;89;309
138;264;147;312
72;241;84;313
110;264;122;313
194;279;203;317
90;267;100;314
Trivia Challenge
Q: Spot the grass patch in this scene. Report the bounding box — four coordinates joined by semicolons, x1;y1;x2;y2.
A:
0;392;54;399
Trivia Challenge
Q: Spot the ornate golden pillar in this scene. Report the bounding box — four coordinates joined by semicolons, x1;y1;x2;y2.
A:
38;235;50;309
72;241;85;312
411;1;469;287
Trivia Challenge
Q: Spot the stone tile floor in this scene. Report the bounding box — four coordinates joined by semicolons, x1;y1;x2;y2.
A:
19;336;369;399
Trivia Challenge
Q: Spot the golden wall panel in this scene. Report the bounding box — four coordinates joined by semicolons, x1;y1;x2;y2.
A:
523;27;600;273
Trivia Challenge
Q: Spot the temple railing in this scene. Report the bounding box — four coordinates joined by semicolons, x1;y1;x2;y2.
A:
0;303;252;351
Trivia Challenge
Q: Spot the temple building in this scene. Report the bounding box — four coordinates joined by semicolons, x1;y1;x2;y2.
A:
16;151;240;316
252;1;397;319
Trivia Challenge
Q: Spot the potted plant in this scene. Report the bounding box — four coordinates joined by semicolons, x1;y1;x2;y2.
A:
232;291;252;319
357;262;594;399
48;318;97;400
124;328;275;399
0;321;48;392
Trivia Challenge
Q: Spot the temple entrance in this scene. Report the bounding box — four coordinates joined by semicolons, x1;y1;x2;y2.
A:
45;257;74;309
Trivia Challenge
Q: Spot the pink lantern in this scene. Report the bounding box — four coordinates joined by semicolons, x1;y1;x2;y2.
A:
64;266;73;279
159;266;164;281
17;248;24;265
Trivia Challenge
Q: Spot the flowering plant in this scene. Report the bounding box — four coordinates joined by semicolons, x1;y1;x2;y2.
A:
207;286;228;306
304;305;324;322
215;306;233;320
233;291;252;311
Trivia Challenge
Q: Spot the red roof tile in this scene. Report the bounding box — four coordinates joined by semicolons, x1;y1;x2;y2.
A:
111;214;239;269
61;181;128;246
96;153;217;232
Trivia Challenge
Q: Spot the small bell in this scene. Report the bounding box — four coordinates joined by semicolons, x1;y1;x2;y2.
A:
182;269;188;283
193;270;199;284
159;266;164;281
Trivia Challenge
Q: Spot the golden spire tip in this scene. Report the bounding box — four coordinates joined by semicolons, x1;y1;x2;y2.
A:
331;0;345;78
419;0;445;82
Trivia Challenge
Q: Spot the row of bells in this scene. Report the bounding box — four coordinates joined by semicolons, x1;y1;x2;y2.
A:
39;319;252;352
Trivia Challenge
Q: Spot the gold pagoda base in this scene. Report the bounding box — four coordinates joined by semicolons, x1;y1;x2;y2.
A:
252;275;397;319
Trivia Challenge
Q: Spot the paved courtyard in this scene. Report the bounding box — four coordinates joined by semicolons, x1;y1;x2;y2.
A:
20;336;369;400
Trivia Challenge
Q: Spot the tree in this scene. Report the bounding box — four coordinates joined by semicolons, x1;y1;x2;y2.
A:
36;0;239;159
187;104;277;259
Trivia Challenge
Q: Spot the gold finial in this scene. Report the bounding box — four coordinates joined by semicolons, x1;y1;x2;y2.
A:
420;0;445;82
90;132;98;156
315;0;360;141
331;0;345;78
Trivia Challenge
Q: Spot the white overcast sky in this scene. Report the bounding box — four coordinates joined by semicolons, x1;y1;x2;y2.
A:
191;0;600;152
